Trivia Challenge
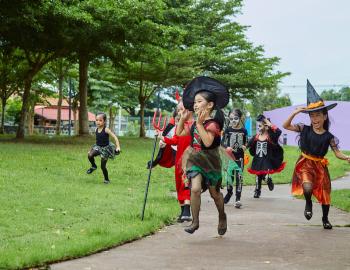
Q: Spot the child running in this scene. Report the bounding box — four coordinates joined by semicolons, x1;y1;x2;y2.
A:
86;113;121;184
221;109;248;208
247;114;286;198
283;80;350;229
178;76;229;235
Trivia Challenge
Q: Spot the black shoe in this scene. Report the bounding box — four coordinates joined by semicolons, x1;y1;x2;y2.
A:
86;167;97;174
304;201;313;220
181;205;192;222
224;190;233;204
253;189;261;198
184;223;199;234
103;179;110;184
266;177;274;191
322;217;333;229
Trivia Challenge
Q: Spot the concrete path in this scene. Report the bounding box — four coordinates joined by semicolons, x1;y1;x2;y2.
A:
52;175;350;270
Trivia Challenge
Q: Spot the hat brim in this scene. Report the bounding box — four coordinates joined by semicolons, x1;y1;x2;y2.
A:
302;103;337;113
182;76;229;111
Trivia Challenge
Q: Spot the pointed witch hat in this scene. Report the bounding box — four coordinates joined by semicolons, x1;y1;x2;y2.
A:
303;79;337;112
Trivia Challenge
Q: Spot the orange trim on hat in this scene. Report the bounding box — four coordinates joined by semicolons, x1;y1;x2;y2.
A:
307;100;325;109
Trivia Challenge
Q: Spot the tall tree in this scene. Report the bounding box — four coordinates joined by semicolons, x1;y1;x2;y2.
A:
0;48;25;133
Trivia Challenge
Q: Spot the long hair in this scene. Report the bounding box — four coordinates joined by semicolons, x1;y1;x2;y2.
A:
309;108;330;130
196;90;224;130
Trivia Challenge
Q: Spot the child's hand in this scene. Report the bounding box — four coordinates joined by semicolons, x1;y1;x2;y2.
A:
242;145;247;151
294;106;306;114
346;156;350;163
226;146;233;152
197;110;206;123
115;148;120;155
181;109;191;121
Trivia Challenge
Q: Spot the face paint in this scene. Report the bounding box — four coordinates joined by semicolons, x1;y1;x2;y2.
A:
257;122;265;134
229;114;240;127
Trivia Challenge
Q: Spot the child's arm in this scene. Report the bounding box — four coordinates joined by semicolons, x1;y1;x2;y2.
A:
105;128;121;151
331;140;350;163
282;107;307;132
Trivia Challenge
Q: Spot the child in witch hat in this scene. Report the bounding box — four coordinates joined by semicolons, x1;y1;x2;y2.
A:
283;80;350;229
177;76;229;235
247;114;286;198
221;109;248;208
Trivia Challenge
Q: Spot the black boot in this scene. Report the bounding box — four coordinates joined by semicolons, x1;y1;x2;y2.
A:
181;204;192;222
266;176;274;191
322;204;332;229
224;186;233;204
304;200;313;220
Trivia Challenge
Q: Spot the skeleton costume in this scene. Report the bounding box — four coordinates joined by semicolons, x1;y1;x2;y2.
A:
247;116;286;198
221;111;248;207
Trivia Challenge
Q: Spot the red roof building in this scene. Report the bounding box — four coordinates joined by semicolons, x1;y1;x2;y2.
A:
34;98;96;127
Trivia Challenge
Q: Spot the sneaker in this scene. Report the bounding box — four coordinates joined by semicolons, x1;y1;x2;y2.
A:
86;167;97;174
234;200;242;209
254;189;261;198
224;190;233;204
103;179;110;184
266;177;274;191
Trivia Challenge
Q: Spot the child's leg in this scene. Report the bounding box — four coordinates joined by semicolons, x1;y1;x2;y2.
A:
184;174;201;234
87;149;99;173
254;175;264;198
209;186;227;235
322;204;332;229
101;158;109;183
302;182;313;220
266;175;274;191
224;173;234;204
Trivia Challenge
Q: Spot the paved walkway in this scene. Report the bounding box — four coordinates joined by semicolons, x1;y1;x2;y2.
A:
52;175;350;270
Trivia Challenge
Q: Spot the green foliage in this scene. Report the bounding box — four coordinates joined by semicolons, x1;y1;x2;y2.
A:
321;87;350;101
248;88;292;117
4;97;22;124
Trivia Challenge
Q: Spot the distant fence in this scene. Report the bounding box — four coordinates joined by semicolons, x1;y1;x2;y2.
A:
2;116;155;137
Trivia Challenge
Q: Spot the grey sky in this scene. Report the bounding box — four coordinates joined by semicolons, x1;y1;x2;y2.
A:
237;0;350;104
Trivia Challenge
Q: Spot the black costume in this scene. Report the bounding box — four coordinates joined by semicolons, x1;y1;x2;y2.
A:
247;125;285;198
87;127;117;183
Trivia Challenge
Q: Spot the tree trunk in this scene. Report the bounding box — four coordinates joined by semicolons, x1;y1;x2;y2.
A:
56;70;64;135
0;97;6;134
73;109;78;135
16;77;33;139
139;100;146;138
78;54;89;136
27;102;35;135
109;106;116;132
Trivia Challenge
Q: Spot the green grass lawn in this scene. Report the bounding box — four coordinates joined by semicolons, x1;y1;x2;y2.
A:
0;136;349;269
0;135;177;269
331;189;350;212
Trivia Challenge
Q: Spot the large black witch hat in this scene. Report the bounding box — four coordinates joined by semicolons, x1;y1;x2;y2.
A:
303;79;337;112
182;76;229;111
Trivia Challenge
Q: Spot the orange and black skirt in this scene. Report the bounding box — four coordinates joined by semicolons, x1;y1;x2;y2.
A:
291;154;331;205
